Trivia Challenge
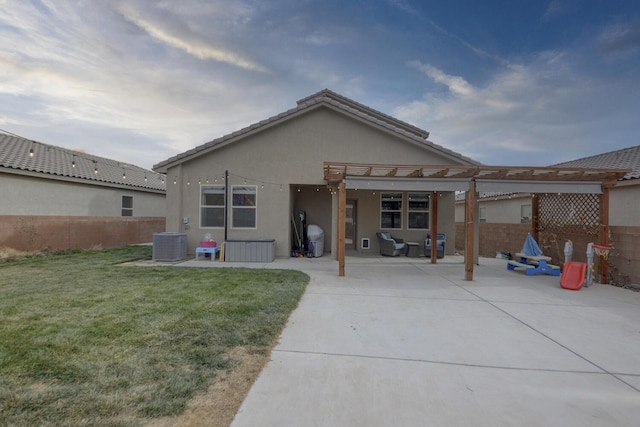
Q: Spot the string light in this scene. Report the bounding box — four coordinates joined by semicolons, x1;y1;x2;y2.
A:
10;135;171;186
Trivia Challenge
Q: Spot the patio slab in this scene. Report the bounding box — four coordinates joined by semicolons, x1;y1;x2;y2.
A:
182;255;640;426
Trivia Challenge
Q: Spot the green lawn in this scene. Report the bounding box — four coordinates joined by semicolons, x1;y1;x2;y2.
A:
0;246;309;426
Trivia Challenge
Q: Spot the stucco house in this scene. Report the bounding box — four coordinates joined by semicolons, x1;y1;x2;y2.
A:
153;89;480;259
0;131;166;251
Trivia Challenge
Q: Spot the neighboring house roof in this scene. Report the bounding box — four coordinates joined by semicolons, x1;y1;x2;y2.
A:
153;89;480;172
455;145;639;202
551;145;640;181
0;132;166;192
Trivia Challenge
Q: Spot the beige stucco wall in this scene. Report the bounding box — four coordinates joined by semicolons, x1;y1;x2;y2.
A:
165;106;473;257
1;173;166;217
455;194;531;224
609;183;640;227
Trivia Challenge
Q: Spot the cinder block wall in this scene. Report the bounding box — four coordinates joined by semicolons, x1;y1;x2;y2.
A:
0;216;165;251
455;223;640;286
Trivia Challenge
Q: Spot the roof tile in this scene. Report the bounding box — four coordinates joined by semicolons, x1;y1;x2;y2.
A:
0;132;166;191
552;146;640;180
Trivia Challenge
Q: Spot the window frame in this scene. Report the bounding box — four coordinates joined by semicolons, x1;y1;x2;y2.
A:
407;192;430;230
520;203;532;224
479;206;487;223
380;192;403;230
200;185;225;228
231;185;257;229
121;195;133;216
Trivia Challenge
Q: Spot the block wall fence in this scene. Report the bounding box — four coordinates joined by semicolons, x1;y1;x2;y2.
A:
455;223;640;287
0;216;165;252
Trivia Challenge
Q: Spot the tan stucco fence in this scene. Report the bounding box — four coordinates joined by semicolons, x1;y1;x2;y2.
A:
0;216;165;252
455;223;640;287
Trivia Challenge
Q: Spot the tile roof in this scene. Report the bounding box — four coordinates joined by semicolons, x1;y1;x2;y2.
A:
551;146;640;181
153;89;479;171
0;132;166;192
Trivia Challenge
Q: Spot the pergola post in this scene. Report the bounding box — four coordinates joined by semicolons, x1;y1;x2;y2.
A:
430;191;438;263
337;180;346;277
599;185;611;284
465;180;476;281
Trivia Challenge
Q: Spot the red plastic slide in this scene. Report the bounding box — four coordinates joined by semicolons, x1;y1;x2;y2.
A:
560;262;587;290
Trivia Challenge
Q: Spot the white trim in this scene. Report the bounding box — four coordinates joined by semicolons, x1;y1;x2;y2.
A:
199;184;225;229
347;176;470;191
231;185;258;229
407;192;430;230
475;180;602;194
380;191;403;230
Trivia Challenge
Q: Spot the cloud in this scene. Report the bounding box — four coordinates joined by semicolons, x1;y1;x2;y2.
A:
595;17;640;53
111;1;267;72
542;0;563;22
386;0;419;15
396;53;636;165
408;61;476;97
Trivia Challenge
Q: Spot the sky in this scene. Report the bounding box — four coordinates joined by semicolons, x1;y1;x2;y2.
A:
1;0;639;170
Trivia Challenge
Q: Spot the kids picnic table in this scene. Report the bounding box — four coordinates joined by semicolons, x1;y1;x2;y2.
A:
507;253;561;276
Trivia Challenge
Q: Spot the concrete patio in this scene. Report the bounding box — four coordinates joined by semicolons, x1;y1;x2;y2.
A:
180;254;640;426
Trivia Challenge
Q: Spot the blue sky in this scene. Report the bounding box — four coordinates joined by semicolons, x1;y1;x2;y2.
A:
1;0;638;169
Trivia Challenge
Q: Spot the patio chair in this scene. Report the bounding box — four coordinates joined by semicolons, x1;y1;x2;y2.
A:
376;232;406;256
424;233;445;259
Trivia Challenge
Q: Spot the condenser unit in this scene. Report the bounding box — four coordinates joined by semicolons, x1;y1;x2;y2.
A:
152;232;187;262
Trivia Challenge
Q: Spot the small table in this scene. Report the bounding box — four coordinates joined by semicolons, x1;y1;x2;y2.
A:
405;242;420;257
507;253;561;276
195;246;219;261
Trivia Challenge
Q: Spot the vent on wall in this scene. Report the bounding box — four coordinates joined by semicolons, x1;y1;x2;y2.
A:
153;232;187;262
361;238;370;250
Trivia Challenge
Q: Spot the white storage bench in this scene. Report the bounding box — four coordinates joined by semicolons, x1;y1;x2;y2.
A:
224;239;275;262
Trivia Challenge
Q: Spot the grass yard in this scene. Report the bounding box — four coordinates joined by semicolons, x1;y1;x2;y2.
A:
0;246;309;426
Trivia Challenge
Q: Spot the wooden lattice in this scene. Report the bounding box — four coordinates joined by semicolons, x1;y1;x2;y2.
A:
537;193;600;236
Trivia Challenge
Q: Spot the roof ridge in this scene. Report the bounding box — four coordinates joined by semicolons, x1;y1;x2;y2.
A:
297;89;430;139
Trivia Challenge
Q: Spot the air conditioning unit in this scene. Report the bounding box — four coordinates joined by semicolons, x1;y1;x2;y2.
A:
152;232;187;262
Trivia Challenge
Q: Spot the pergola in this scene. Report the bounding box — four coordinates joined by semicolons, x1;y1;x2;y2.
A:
324;162;630;280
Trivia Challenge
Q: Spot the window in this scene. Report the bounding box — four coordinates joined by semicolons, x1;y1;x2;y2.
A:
521;204;532;224
121;196;133;216
380;192;402;229
408;192;429;229
201;185;225;227
479;206;487;223
232;186;257;228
